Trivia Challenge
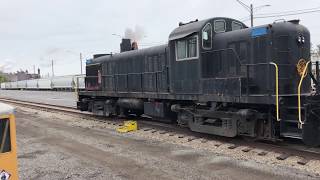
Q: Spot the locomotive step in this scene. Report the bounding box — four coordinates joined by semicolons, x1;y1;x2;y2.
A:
280;132;302;139
283;106;305;110
281;119;300;123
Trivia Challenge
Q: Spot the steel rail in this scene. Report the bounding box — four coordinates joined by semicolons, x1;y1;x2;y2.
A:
1;97;320;163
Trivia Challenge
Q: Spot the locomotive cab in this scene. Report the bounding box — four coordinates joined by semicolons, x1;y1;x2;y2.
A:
168;18;247;94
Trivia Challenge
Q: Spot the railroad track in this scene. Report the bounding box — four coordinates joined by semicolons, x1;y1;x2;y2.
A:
1;97;320;167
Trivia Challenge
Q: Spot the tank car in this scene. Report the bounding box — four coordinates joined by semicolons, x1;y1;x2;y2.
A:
78;17;320;146
37;78;52;90
51;75;74;90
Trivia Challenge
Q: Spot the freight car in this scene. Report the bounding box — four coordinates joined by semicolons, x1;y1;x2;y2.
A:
0;83;5;89
0;75;85;91
77;17;320;146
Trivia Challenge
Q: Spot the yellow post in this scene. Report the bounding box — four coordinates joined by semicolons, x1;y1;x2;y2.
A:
0;114;19;180
269;62;280;121
74;77;79;99
297;61;311;128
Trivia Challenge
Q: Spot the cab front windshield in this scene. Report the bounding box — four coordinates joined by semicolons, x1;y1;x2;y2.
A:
0;119;11;153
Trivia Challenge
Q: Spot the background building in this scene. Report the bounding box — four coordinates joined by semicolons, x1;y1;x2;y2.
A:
0;68;40;82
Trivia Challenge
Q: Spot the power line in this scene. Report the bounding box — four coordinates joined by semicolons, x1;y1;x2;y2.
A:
255;6;320;16
236;0;250;12
239;16;251;21
255;9;320;19
239;8;320;22
235;0;270;27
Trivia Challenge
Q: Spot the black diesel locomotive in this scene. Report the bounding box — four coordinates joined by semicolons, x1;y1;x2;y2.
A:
78;17;320;146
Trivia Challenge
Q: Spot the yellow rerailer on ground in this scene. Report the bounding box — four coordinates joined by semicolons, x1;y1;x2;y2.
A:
0;103;18;180
117;121;138;133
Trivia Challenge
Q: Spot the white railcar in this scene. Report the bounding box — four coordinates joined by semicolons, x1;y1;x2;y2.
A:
17;80;27;89
10;82;18;89
37;78;52;89
74;75;85;89
26;79;38;89
0;83;5;89
4;82;11;89
51;75;73;89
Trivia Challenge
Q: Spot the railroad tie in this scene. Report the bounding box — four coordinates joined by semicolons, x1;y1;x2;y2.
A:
242;147;253;152
178;135;185;139
151;130;158;133
159;131;167;134
258;151;268;156
297;158;309;165
276;153;291;160
200;139;208;143
228;144;238;149
168;133;175;136
187;137;198;142
143;128;152;131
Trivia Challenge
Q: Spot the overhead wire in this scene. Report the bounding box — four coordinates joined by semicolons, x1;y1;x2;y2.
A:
238;7;320;22
254;9;320;19
255;6;320;16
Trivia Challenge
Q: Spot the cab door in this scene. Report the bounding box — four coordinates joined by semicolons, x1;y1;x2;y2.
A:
170;35;200;94
0;114;18;180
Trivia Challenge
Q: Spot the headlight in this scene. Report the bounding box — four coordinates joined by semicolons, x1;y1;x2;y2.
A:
297;35;305;44
301;36;305;43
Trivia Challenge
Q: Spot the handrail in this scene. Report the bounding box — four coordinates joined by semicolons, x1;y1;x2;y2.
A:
298;61;311;128
269;62;280;121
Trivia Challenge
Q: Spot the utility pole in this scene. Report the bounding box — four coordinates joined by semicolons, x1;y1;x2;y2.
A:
236;0;270;27
80;53;83;75
250;4;253;27
51;60;54;77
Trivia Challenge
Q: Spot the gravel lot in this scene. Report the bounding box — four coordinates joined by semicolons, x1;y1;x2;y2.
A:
14;106;320;180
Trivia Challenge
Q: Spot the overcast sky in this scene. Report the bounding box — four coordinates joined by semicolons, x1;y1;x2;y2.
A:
0;0;320;76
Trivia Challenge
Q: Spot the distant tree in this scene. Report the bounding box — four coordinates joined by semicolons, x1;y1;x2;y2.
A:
0;75;7;83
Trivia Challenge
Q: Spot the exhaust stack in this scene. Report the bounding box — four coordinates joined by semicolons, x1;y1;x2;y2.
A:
120;38;132;52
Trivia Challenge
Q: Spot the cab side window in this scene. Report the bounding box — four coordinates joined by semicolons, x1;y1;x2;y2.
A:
177;40;187;60
202;23;212;49
214;20;226;33
0;119;11;153
176;36;198;61
232;21;243;31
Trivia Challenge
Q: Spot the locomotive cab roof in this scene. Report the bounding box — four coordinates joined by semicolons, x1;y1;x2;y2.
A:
169;17;247;41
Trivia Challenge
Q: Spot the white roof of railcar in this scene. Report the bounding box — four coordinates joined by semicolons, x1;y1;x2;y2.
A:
0;102;15;116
